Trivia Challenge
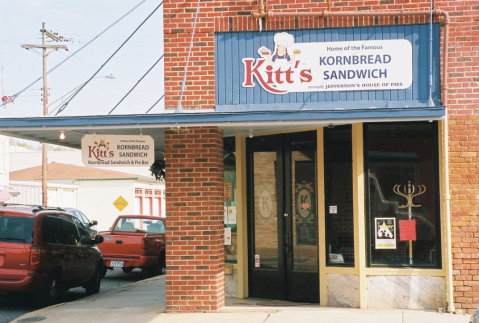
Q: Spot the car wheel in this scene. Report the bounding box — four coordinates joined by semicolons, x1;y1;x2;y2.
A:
122;267;134;273
37;275;59;308
85;266;102;295
100;266;108;278
149;255;165;276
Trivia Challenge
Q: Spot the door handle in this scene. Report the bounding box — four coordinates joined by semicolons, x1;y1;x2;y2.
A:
284;213;289;217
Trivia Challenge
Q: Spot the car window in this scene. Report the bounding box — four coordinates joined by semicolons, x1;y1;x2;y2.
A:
73;217;92;244
71;211;82;224
147;220;166;234
43;215;80;246
60;216;80;245
78;211;90;224
0;216;34;243
112;218;165;234
43;215;63;244
72;210;90;226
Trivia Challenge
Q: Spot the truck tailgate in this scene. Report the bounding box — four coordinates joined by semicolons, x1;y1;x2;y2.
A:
100;233;144;257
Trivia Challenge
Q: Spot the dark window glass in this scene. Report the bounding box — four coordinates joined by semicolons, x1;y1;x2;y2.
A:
0;216;34;243
365;122;441;268
324;126;354;266
77;211;89;226
73;218;92;245
60;216;80;246
43;215;63;244
43;215;80;246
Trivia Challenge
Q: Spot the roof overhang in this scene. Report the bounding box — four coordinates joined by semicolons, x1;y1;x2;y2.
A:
0;107;445;155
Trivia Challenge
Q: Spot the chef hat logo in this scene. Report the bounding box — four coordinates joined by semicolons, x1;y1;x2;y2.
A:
274;32;294;47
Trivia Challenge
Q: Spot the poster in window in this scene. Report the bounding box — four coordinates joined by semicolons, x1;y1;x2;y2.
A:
375;217;396;249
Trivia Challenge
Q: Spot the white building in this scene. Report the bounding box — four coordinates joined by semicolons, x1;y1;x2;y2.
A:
9;162;165;231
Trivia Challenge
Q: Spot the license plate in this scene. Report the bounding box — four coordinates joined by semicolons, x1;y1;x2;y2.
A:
110;261;124;267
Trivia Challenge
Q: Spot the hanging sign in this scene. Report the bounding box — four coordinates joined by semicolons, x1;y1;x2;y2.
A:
81;134;154;167
242;32;412;94
375;217;396;249
399;219;417;241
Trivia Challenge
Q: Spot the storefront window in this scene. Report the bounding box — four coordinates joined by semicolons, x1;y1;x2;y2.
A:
365;122;441;268
224;137;237;263
325;126;354;267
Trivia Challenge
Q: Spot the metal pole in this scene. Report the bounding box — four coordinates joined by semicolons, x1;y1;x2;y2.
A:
42;22;48;206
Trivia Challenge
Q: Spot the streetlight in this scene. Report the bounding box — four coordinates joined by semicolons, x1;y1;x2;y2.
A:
47;74;117;115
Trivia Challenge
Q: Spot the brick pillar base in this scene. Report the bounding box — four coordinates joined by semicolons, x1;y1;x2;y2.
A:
165;127;225;312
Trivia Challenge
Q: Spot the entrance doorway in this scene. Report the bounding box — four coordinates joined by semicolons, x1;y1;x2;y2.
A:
246;131;319;303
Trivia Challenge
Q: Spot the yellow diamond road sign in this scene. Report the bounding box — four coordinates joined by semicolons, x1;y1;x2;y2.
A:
113;196;128;211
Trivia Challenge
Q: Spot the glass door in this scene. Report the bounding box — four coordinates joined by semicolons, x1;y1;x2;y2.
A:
247;131;319;302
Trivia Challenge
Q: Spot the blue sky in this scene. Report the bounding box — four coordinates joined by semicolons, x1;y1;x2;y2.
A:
0;0;164;117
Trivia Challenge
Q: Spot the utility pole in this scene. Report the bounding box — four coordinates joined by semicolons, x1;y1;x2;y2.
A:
21;22;68;206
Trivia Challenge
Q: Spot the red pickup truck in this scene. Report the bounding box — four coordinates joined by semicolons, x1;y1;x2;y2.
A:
99;215;166;277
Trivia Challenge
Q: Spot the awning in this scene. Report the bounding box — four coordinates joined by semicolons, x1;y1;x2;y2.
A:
0;107;445;153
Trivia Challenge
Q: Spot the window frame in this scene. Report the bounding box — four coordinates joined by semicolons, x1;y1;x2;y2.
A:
364;121;442;269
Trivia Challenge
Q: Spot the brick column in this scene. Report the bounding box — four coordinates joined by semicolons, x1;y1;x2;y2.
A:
165;126;225;312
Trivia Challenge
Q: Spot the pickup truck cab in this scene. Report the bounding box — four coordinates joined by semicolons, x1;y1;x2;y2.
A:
99;215;166;277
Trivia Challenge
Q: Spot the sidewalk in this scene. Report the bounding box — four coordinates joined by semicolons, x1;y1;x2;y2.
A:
12;275;469;323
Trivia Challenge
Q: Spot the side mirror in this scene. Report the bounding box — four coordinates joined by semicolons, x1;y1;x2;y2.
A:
93;235;104;244
91;220;98;226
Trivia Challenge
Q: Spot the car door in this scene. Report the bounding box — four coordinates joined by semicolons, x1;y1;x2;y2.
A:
57;215;85;287
73;218;98;283
42;214;78;287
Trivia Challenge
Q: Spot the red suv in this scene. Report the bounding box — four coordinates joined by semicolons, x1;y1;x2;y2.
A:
0;204;104;307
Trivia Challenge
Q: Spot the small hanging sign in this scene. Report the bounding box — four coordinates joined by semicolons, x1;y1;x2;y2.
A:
399;219;416;241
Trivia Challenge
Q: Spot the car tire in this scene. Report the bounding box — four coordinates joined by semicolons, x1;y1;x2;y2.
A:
100;266;108;278
37;274;59;308
85;266;102;295
122;267;134;273
149;255;165;276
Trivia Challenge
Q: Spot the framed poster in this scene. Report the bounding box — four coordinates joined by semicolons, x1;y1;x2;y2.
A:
375;217;396;249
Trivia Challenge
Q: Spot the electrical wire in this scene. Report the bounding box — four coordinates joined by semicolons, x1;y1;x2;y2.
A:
0;0;148;110
145;94;164;114
108;54;163;115
176;0;201;113
56;1;163;116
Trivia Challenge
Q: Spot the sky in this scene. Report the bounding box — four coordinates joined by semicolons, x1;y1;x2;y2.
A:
0;0;164;117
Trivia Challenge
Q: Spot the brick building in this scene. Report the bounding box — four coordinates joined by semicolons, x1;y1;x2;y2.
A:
0;0;478;316
160;0;478;314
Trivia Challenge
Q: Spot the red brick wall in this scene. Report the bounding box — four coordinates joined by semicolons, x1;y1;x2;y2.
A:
164;0;479;313
449;115;479;314
441;0;479;314
164;127;225;312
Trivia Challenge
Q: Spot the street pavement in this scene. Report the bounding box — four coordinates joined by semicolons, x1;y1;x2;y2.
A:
12;275;470;323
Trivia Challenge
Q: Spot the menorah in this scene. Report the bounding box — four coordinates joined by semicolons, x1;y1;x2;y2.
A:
393;181;426;265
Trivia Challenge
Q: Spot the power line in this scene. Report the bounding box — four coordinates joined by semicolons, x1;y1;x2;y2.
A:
145;94;164;114
108;54;163;115
0;0;148;110
56;1;163;116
